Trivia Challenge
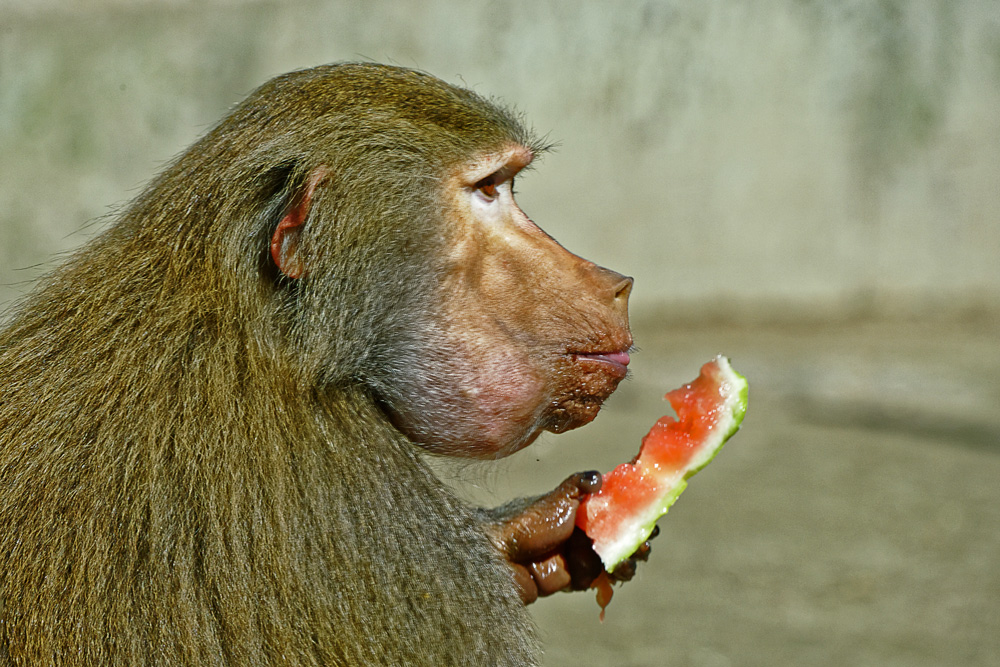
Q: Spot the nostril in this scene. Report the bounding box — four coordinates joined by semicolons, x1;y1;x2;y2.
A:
588;265;634;304
614;276;633;303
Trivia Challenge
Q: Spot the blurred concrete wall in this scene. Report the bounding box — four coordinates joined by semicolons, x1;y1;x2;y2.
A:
2;0;999;320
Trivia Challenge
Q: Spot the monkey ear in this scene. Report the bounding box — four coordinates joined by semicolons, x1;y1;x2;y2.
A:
270;167;328;279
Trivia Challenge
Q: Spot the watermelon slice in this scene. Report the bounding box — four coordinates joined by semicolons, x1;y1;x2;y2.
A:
577;355;748;572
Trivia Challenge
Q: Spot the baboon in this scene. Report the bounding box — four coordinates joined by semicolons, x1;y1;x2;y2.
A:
0;63;640;665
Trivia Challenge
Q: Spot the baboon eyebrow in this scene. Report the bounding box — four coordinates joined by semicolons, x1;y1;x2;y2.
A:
463;145;534;186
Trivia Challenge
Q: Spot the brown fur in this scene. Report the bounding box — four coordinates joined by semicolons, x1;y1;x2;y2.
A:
0;63;629;665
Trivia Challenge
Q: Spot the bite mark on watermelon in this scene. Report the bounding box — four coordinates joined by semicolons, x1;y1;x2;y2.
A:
576;355;748;603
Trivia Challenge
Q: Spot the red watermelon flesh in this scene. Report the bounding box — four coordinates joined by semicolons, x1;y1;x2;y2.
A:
576;355;748;571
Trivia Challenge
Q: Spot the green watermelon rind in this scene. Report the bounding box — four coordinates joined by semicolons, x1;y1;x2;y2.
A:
591;356;748;570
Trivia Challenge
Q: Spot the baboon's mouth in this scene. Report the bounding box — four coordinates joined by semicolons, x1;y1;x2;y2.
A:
571;351;630;379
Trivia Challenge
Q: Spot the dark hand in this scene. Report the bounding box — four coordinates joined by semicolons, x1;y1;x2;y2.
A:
484;471;657;604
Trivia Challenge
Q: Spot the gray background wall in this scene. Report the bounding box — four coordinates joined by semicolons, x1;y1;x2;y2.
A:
2;0;998;319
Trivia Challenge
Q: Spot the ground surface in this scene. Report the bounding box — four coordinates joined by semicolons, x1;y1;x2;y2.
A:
439;313;1000;666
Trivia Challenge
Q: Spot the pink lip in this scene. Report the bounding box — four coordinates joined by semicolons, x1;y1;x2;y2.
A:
573;350;631;378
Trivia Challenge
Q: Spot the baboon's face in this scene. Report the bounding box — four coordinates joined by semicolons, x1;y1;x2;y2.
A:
386;144;633;459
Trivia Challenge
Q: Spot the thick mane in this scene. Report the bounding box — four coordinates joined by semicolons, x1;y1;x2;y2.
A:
0;63;537;666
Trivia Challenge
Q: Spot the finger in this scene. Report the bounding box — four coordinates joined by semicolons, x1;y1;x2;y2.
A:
511;563;539;605
501;500;576;561
632;540;652;562
529;553;572;597
610;557;637;582
571;470;603;495
502;472;599;561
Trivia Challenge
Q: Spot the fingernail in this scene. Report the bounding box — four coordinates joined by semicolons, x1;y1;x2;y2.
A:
580;470;602;492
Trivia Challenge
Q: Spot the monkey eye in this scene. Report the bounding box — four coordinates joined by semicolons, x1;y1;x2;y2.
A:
474;175;500;200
